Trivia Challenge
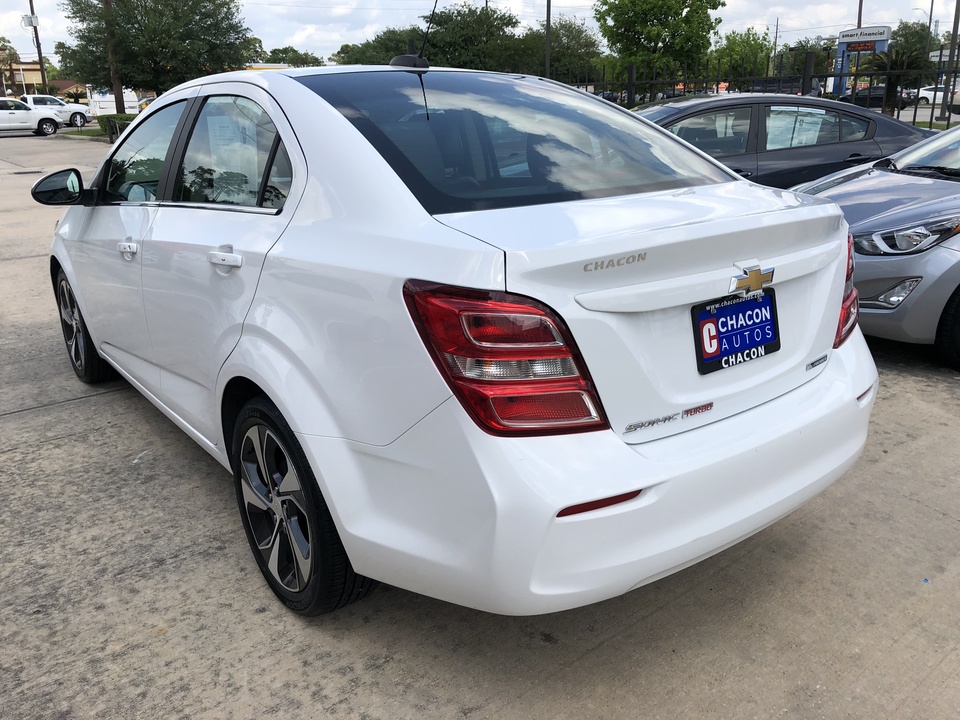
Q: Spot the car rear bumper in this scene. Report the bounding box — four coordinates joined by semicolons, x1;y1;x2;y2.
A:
297;330;877;615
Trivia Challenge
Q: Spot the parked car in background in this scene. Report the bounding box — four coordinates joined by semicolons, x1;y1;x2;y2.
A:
838;85;908;111
85;86;140;115
19;94;92;127
30;64;876;617
635;93;932;188
794;124;960;368
0;98;61;135
917;85;958;105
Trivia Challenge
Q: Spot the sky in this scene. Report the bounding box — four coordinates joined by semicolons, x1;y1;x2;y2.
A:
1;0;956;70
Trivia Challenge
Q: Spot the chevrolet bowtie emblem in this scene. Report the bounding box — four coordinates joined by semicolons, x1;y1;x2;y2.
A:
729;266;774;296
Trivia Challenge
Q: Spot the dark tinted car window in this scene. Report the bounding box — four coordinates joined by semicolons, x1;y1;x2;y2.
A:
668;107;751;157
297;71;732;213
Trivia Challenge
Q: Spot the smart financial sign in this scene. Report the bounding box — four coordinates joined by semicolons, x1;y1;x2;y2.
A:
838;26;892;42
832;26;892;95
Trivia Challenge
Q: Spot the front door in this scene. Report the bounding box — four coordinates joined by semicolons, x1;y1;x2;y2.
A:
66;100;191;389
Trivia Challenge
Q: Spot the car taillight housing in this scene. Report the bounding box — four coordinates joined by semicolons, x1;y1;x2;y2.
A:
835;233;859;348
404;280;609;436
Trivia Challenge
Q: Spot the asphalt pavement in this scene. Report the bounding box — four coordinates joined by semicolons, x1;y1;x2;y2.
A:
1;132;959;719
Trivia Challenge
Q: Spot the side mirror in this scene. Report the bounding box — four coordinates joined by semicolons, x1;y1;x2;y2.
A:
32;168;87;205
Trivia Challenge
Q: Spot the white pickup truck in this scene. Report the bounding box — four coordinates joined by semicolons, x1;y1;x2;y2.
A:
19;95;94;127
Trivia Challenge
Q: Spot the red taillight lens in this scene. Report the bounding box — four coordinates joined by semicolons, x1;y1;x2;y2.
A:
834;233;860;348
404;280;609;436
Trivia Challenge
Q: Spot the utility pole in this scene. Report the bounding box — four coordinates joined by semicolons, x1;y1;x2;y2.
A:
545;0;551;78
26;0;47;90
770;18;779;76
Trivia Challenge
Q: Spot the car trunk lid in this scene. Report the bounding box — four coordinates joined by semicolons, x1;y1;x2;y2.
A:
437;182;849;443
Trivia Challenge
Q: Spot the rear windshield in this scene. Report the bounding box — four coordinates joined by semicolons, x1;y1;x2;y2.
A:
297;71;732;214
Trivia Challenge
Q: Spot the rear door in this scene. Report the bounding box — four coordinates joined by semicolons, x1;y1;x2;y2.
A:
143;84;302;443
756;103;882;187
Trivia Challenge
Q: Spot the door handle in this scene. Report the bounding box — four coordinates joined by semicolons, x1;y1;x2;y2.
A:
117;242;138;257
207;251;243;268
733;169;753;178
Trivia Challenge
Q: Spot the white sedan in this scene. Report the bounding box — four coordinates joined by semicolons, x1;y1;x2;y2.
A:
32;63;877;616
917;85;958;105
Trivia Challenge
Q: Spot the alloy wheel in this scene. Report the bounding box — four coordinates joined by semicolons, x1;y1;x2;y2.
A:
57;278;85;373
238;424;313;592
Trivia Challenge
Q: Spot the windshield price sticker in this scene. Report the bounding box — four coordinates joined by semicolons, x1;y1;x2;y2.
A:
691;290;781;375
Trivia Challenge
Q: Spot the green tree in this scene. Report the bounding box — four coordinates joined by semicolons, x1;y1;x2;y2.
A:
862;44;931;114
243;36;266;64
710;27;771;84
57;0;253;96
266;46;324;67
329;27;422;65
515;15;602;81
771;37;833;78
425;3;521;70
0;37;20;94
594;0;724;72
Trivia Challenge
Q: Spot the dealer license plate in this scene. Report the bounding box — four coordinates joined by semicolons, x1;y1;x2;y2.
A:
691;290;781;375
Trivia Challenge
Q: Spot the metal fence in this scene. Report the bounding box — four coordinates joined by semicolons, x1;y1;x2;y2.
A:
577;48;960;131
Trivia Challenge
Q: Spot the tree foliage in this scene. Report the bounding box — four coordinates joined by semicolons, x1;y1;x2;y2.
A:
424;4;521;71
594;0;724;71
892;20;939;57
710;28;771;79
0;36;20;93
328;6;601;83
266;46;325;67
771;37;833;78
330;27;422;65
57;0;253;95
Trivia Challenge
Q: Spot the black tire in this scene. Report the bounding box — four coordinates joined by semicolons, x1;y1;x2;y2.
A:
919;97;930;105
55;269;115;383
232;397;377;615
70;113;87;127
936;287;960;369
36;118;58;136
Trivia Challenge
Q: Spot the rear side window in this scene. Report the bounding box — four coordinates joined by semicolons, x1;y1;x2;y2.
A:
174;95;290;209
297;71;731;213
765;106;842;150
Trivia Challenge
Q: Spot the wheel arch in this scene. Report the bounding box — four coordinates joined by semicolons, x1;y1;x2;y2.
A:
220;375;268;465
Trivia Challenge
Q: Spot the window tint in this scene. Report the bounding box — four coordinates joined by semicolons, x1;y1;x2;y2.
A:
765;106;841;150
262;141;292;209
175;96;283;207
840;114;869;142
8;100;29;111
668;107;751;157
297;71;731;214
105;101;186;202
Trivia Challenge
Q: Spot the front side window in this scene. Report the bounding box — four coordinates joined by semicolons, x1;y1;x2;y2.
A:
765;106;841;151
297;71;731;214
105;101;187;202
668;107;751;157
174;95;286;208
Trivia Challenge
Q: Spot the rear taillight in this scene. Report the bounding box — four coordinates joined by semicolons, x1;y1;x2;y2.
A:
404;280;609;436
834;233;859;348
